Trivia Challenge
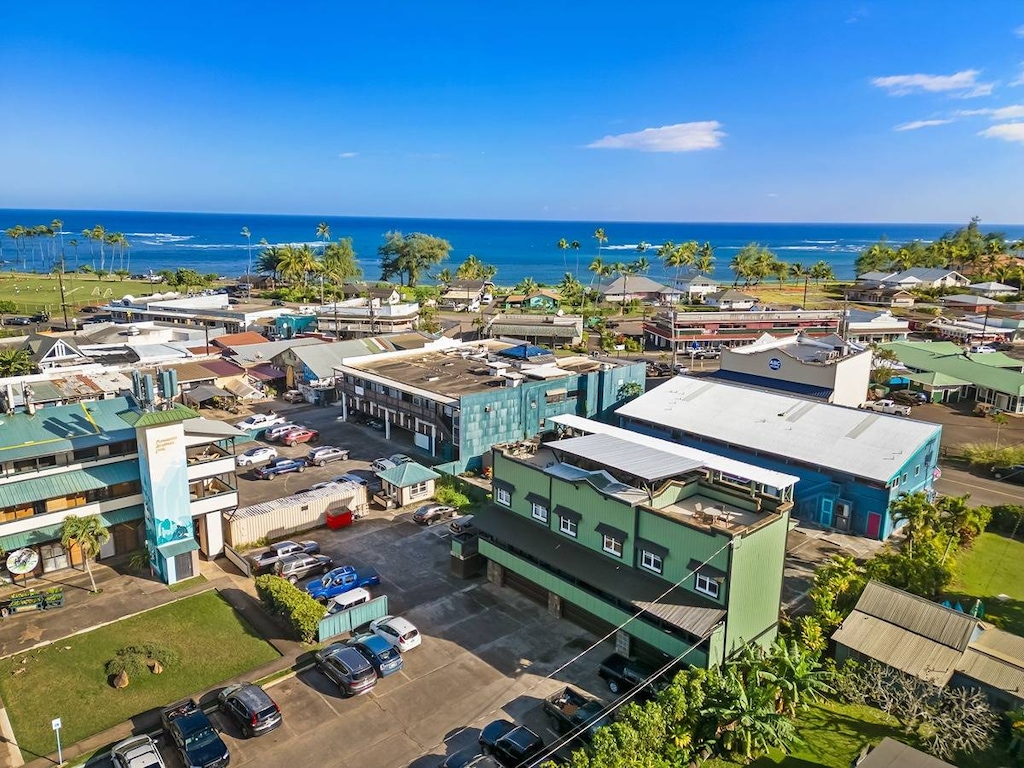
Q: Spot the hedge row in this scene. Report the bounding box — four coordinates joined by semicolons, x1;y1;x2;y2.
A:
990;505;1024;539
254;575;323;643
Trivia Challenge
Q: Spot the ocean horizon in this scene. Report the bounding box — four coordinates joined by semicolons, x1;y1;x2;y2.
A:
3;208;1022;287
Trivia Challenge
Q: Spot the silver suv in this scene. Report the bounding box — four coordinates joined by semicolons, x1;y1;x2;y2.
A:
110;735;166;768
274;553;334;584
306;446;351;467
314;643;377;696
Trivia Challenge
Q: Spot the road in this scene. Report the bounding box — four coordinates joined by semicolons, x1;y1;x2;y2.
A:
935;464;1023;507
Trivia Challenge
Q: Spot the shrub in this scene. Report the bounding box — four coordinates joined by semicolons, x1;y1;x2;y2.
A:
254;575;323;643
104;642;179;678
434;484;470;509
990;505;1024;539
962;443;1024;469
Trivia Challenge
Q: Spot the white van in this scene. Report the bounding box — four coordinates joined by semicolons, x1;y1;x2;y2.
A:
325;587;372;616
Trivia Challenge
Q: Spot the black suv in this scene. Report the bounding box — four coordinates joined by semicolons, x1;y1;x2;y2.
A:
217;682;282;737
479;719;546;768
598;652;659;697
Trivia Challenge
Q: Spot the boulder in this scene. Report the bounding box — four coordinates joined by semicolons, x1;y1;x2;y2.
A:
113;670;129;689
148;660;164;674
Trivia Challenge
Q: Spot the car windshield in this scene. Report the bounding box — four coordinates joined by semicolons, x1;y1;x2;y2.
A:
184;727;220;750
374;644;399;662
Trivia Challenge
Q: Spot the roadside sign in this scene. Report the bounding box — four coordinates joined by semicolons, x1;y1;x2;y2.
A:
51;718;61;731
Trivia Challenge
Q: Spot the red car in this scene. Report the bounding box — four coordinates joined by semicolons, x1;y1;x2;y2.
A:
282;427;319;446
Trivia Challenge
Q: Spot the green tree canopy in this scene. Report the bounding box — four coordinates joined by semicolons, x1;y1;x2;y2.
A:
0;348;34;377
379;231;453;287
60;514;110;593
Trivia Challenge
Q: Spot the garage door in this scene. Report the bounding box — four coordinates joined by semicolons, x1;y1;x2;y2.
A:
562;599;617;639
502;569;550;607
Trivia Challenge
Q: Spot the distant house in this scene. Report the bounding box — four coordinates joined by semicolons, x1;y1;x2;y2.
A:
967;281;1019;298
441;280;493;309
677;274;720;302
940;294;1003;310
844;309;911;345
503;289;562;311
857;269;969;290
832;580;1024;710
843;285;917;308
22;334;89;370
210;331;268;350
339;283;402;305
704;289;757;311
599;275;679;304
484;314;583;347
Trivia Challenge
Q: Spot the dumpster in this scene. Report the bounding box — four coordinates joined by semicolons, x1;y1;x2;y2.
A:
326;508;354;529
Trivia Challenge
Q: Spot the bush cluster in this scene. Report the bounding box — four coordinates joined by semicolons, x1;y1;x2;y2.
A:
434;484;470;509
254;575;323;643
990;505;1024;539
104;642;179;678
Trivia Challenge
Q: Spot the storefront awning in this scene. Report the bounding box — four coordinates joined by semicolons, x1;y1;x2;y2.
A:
223;379;260;400
157;538;200;558
0;463;141;510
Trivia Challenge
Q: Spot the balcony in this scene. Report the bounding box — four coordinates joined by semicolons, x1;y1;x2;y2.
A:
186;445;231;466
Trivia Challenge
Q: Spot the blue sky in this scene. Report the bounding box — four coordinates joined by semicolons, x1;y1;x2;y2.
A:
2;2;1022;222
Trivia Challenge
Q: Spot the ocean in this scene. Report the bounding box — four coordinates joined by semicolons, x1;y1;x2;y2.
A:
2;209;1022;287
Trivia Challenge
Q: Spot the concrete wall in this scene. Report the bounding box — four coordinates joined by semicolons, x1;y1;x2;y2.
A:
720;345;871;407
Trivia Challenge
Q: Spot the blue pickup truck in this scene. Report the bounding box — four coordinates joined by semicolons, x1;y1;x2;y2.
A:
161;698;230;768
306;565;381;603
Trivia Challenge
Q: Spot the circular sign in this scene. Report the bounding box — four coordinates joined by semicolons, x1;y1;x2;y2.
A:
6;548;39;575
768;357;782;371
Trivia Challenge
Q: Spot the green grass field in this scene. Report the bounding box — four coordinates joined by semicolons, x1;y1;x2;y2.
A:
0;271;167;316
0;591;279;760
948;531;1024;634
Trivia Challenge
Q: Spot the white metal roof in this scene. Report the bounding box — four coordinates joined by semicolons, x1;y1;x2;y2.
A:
614;377;941;483
545;414;799;489
546;433;705;482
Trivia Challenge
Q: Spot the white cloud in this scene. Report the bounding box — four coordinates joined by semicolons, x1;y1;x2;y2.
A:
894;118;954;131
1015;24;1024;38
979;122;1024;143
1013;64;1024;87
766;192;779;198
871;69;994;98
337;152;358;159
957;104;1024;120
587;121;725;152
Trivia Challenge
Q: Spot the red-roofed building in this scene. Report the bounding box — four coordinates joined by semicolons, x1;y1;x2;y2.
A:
210;331;269;350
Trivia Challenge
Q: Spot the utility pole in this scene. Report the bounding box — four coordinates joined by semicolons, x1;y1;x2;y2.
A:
56;252;70;331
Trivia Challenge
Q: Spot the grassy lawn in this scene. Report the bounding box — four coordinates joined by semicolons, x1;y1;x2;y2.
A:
0;271;167;315
948;531;1024;635
0;591;279;760
704;699;1012;768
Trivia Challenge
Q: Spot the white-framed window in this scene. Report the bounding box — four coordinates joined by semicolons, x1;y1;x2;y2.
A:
914;465;921;477
602;535;622;558
495;487;511;506
409;481;428;497
531;503;548;522
695;573;720;599
559;516;578;537
640;550;663;573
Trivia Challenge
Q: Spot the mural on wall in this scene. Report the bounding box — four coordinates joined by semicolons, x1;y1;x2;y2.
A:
138;422;194;571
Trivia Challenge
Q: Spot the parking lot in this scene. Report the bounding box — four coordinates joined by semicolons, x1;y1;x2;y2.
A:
93;505;617;768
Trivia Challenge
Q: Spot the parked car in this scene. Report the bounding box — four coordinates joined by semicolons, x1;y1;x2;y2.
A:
264;422;302;441
314;643;377;696
598;652;659;697
442;753;502;768
161;699;230;768
281;427;319;446
478;719;546;768
236;446;278;467
992;464;1024;485
307;445;350;466
691;348;720;359
860;399;912;417
365;417;385;431
892;390;929;405
332;472;368;487
306;565;380;602
388;453;413;466
235;412;286;431
346;632;404;677
969;344;997;354
110;735;166;768
368;614;422;652
282;389;305;403
543;687;610;744
4;317;31;326
274;553;334;584
254;457;307;479
371;458;397;473
412;503;457;526
248;540;320;573
217;682;282;738
449;515;478;536
326;587;373;615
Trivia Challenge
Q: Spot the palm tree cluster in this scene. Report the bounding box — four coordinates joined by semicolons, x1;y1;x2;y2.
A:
255;227;363;298
729;243;834;287
453;254;497;281
2;219;87;272
572;639;832;767
855;217;1024;282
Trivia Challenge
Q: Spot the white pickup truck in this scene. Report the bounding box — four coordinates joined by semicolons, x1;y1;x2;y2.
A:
860;399;911;417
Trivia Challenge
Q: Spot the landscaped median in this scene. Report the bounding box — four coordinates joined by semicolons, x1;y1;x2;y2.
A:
0;590;280;762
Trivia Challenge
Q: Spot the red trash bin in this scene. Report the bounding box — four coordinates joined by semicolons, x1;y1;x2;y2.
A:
326;509;353;529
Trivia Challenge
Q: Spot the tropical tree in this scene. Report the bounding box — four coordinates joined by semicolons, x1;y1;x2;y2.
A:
935;494;990;550
760;639;833;716
0;348;34;377
889;491;938;558
278;244;319;289
661;241;697;366
611;261;636;315
455;254;496;281
810;260;835;284
593;228;608;280
790;262;810;309
378;231;453;287
557;238;569;273
702;665;799;761
772;259;790;286
991;411;1010;448
557;272;584;308
240;226;253;280
321;237;362;289
256;244;282;285
315;222;331;254
514;277;540;295
694;241;715;276
60;514;110;593
114;269;130;282
730;243;760;286
433;267;453;287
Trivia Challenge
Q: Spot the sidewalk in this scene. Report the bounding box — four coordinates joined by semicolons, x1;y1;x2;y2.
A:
0;559;307;768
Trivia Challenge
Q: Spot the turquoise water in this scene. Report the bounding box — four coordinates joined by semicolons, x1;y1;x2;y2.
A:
2;209;1021;285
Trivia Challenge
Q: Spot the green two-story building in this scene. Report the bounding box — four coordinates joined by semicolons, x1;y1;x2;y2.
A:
463;425;798;668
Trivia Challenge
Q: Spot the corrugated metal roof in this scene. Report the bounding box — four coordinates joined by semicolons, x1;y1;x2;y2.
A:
199;359;247;377
709;370;835;400
857;738;954;768
956;628;1024;697
289;341;375;379
474;504;725;638
546;433;704;482
227;483;360;520
0;397;139;463
0;462;141;509
615;377;941;484
545;415;799;489
124;404;200;428
100;505;145;527
831;612;961;686
854;581;976;651
376;462;440;487
158;538;199;557
211;331;269;348
487;323;579;338
0;521;64;551
880;341;1024;397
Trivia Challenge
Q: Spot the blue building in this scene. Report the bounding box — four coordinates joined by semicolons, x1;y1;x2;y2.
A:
615;377;942;540
335;340;647;472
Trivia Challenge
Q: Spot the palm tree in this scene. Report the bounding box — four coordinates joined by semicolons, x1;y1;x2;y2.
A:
662;241;697;367
315;222;331;254
771;259;789;286
241;226;253;283
704;666;798;761
761;639;833;716
557;272;583;309
612;261;637;316
810;260;835;284
433;267;453;287
588;256;612;310
889;491;938;558
790;263;810;309
593;228;607;281
60;514;110;593
557;238;569;273
515;276;540;296
0;348;34;377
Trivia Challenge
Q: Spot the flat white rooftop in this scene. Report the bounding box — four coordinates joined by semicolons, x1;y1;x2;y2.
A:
545;414;799;489
614;377;941;484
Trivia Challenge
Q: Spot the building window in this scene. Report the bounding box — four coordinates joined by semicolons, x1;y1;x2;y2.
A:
409;481;428;497
641;550;663;573
902;473;908;484
495;487;511;506
559;516;578;537
531;503;548;522
602;535;622;558
545;390;566;404
695;573;720;599
893;476;900;488
40;543;68;573
915;465;921;477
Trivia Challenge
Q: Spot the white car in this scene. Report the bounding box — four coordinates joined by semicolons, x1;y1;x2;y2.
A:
861;399;911;417
236;446;279;466
264;422;301;441
368;615;422;652
110;734;166;768
969;345;996;354
371;458;397;473
235;412;286;431
388;454;414;466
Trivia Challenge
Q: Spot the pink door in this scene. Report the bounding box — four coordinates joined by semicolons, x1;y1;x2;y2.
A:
866;512;882;539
